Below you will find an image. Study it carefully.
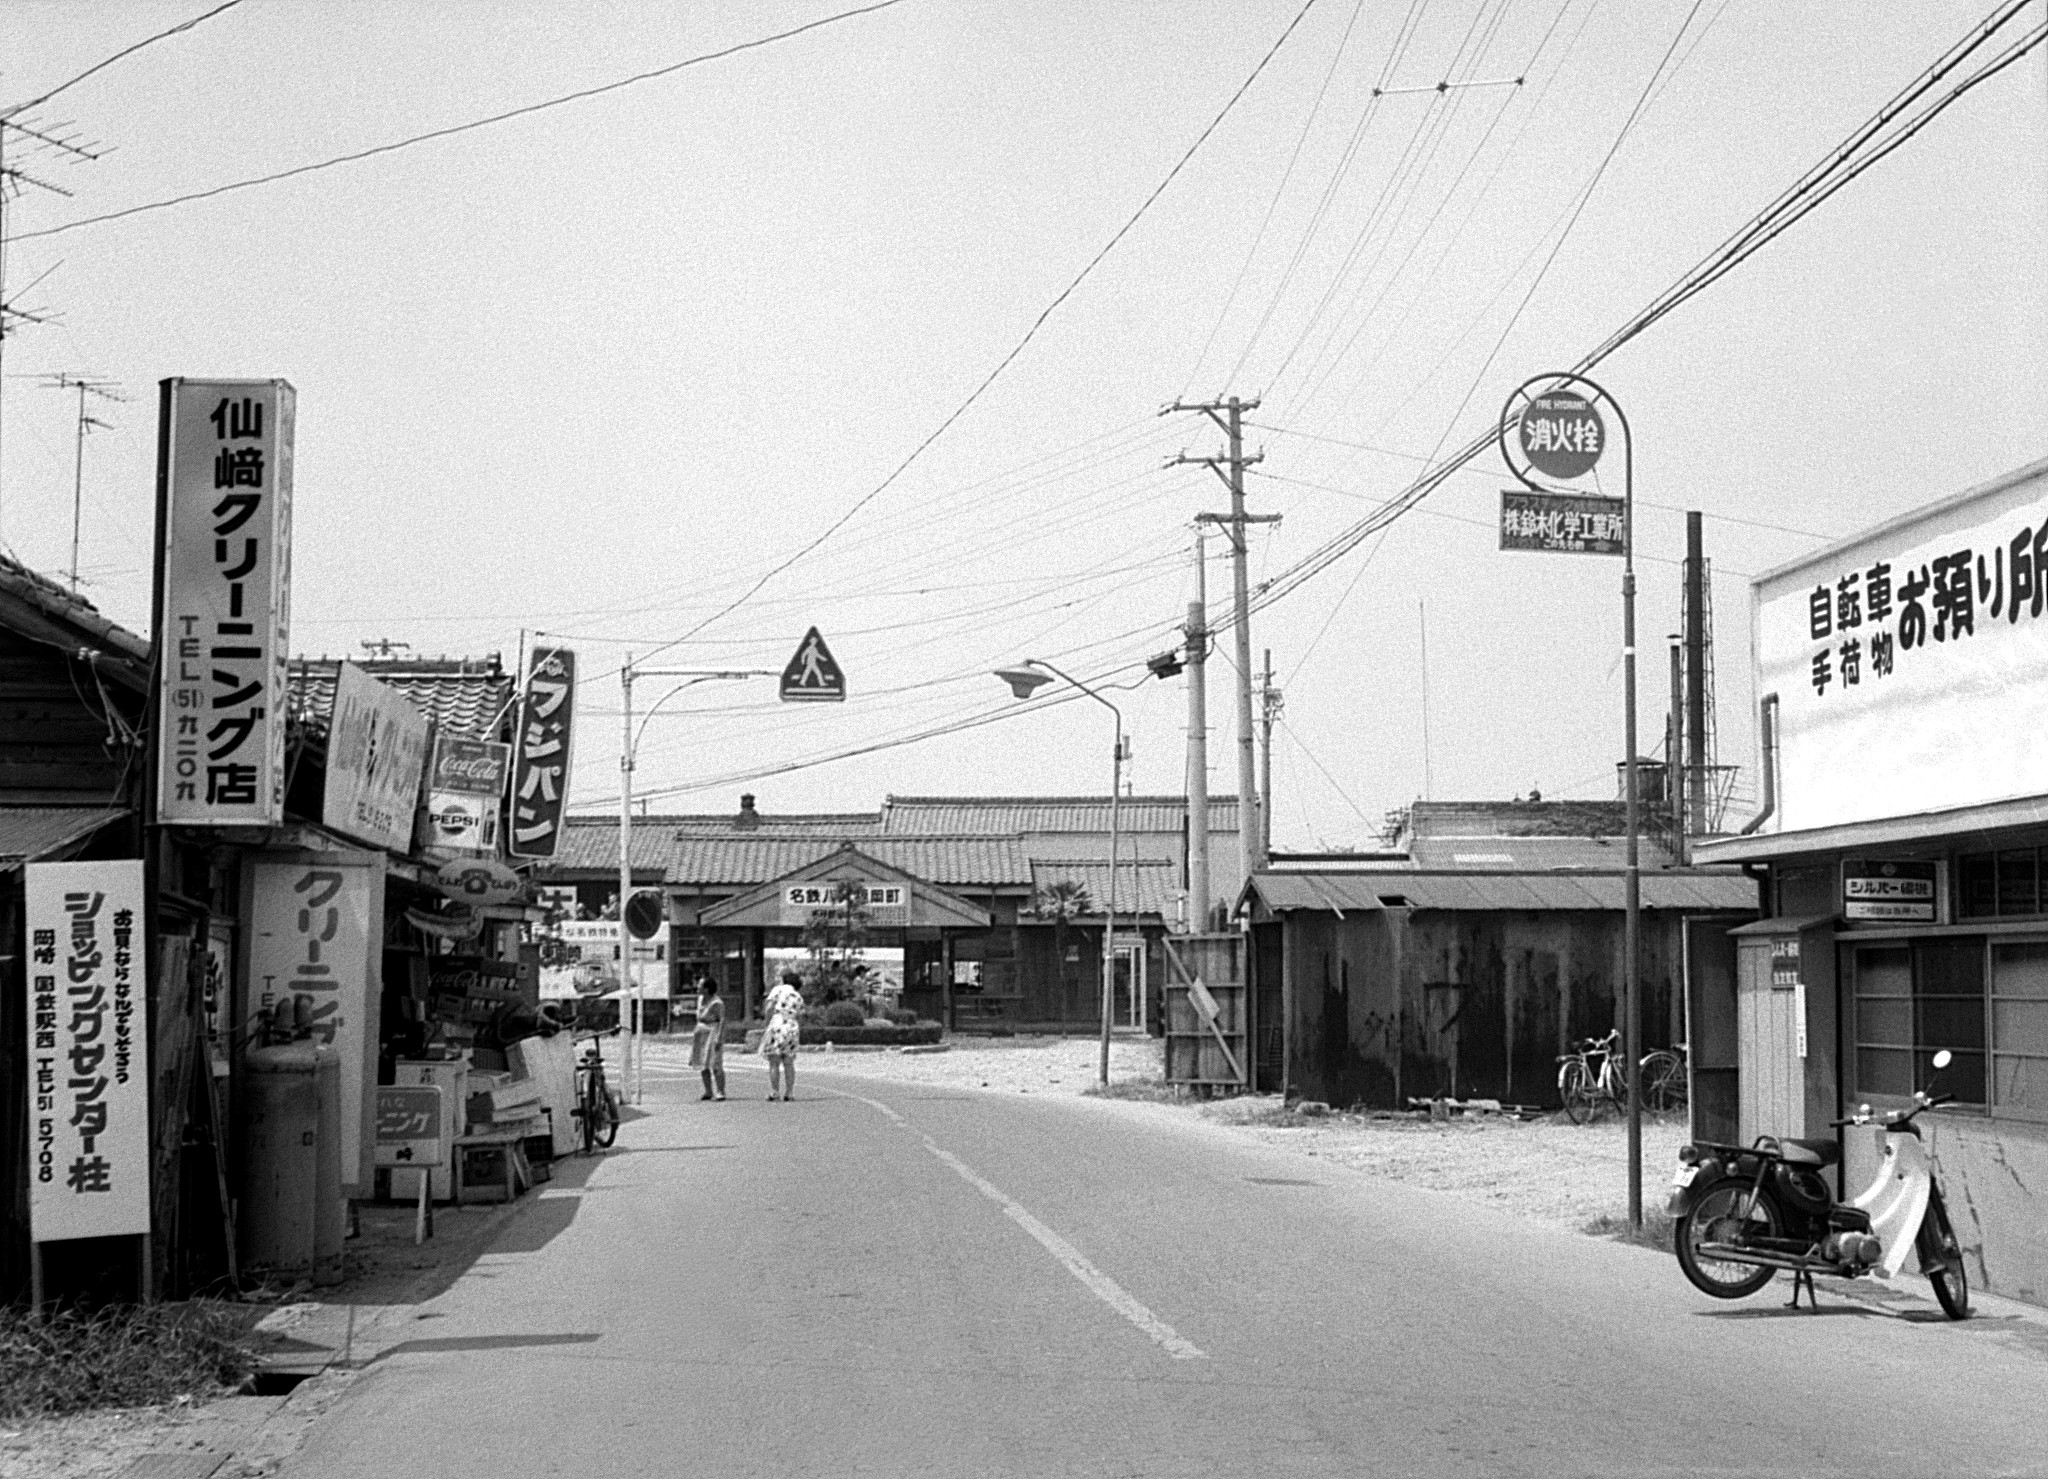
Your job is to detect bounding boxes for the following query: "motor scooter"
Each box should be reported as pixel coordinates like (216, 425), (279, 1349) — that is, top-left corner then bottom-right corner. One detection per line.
(1667, 1049), (1970, 1318)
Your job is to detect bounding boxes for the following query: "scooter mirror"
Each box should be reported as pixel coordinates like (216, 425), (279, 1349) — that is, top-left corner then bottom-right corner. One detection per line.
(1931, 1049), (1953, 1070)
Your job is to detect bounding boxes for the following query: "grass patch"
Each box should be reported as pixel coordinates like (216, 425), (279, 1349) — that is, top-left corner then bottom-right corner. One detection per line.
(1583, 1209), (1674, 1252)
(0, 1301), (263, 1421)
(1083, 1078), (1180, 1103)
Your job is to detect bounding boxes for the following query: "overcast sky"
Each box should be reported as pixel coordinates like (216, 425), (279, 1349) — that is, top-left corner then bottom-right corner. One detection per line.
(4, 1), (2044, 844)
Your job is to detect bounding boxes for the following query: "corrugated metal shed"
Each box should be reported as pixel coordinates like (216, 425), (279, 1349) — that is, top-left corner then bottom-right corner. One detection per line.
(0, 806), (128, 870)
(670, 835), (1030, 888)
(1029, 858), (1181, 918)
(883, 794), (1240, 835)
(288, 658), (515, 742)
(1250, 869), (1757, 914)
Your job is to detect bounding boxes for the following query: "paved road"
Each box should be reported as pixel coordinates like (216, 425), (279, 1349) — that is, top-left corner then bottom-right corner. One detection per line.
(284, 1056), (2048, 1478)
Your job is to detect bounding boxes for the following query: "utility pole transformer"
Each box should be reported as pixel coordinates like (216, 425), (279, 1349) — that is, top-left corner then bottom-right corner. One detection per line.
(1167, 394), (1277, 899)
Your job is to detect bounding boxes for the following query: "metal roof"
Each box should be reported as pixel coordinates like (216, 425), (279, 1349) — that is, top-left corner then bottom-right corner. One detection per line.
(1249, 869), (1758, 914)
(1029, 858), (1180, 919)
(670, 835), (1031, 888)
(0, 806), (129, 871)
(882, 795), (1240, 835)
(1406, 800), (1641, 839)
(287, 658), (515, 743)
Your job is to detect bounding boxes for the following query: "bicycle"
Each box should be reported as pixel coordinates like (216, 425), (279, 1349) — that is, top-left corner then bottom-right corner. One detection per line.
(1558, 1029), (1627, 1124)
(1640, 1040), (1688, 1114)
(572, 1028), (621, 1153)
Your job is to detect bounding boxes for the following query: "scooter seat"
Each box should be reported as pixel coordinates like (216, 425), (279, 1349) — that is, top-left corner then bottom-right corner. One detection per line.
(1779, 1137), (1840, 1168)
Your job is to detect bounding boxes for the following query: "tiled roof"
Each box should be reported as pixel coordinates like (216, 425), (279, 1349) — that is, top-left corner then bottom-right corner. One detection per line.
(288, 657), (515, 743)
(670, 835), (1030, 888)
(1029, 858), (1181, 920)
(0, 555), (151, 690)
(883, 795), (1240, 835)
(0, 806), (129, 870)
(673, 814), (883, 836)
(536, 818), (679, 875)
(1248, 869), (1757, 914)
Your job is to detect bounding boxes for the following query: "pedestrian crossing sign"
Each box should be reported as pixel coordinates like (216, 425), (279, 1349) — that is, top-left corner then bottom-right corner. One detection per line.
(780, 627), (846, 703)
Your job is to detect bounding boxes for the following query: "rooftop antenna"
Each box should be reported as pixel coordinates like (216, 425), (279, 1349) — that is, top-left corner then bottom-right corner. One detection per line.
(2, 113), (106, 543)
(361, 638), (414, 660)
(41, 373), (125, 592)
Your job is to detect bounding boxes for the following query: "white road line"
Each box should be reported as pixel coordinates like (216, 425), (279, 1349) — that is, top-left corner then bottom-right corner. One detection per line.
(921, 1136), (1207, 1361)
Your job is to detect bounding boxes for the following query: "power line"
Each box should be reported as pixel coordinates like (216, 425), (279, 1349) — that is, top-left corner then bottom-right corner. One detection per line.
(1, 0), (243, 120)
(14, 0), (915, 243)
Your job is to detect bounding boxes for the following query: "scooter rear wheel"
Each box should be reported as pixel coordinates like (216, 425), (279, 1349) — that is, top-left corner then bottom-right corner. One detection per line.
(1675, 1182), (1783, 1299)
(1918, 1199), (1970, 1320)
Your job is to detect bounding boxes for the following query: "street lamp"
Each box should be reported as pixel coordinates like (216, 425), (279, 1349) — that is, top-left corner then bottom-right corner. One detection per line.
(618, 660), (775, 1104)
(994, 659), (1124, 1086)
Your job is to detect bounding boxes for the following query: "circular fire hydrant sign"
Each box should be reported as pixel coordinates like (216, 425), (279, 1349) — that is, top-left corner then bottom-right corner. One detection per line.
(1518, 390), (1605, 480)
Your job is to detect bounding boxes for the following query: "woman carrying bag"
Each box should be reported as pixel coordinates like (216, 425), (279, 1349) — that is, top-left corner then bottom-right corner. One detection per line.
(691, 973), (727, 1101)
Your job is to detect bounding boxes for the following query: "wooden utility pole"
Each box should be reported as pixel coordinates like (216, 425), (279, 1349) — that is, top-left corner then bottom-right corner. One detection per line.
(1166, 395), (1277, 896)
(1184, 531), (1210, 932)
(1259, 648), (1282, 860)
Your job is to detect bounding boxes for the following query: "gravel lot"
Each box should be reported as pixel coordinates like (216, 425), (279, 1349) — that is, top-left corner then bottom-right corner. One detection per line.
(668, 1034), (1688, 1233)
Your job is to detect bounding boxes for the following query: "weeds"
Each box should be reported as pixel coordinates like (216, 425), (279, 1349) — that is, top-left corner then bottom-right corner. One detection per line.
(0, 1301), (263, 1421)
(1083, 1078), (1180, 1103)
(1583, 1210), (1674, 1252)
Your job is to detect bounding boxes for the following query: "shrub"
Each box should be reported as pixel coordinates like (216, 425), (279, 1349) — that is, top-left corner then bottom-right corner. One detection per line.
(821, 1000), (867, 1027)
(0, 1301), (262, 1420)
(886, 1008), (919, 1026)
(798, 1022), (944, 1046)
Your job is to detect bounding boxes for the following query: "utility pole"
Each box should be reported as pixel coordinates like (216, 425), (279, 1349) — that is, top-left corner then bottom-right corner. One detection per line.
(1258, 648), (1282, 860)
(1166, 394), (1277, 897)
(1184, 531), (1210, 932)
(41, 374), (124, 592)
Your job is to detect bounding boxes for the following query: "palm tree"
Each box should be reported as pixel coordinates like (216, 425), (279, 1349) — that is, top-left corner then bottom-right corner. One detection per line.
(1027, 881), (1096, 1015)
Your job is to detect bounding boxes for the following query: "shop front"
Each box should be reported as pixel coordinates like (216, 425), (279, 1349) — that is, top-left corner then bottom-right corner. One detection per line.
(1697, 456), (2048, 1307)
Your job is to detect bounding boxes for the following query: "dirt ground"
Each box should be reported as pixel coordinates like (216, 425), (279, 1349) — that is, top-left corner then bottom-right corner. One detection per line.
(732, 1034), (1690, 1232)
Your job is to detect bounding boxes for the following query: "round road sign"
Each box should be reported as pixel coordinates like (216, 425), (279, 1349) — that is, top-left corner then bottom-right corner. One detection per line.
(1518, 391), (1605, 480)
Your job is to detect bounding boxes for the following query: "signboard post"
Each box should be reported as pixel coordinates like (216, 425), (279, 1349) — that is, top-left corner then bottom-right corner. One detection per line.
(24, 860), (151, 1302)
(374, 1085), (446, 1243)
(154, 379), (295, 827)
(510, 646), (577, 859)
(1500, 370), (1643, 1228)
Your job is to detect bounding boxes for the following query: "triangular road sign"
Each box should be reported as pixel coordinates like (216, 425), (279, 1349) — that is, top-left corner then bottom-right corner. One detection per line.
(780, 627), (846, 703)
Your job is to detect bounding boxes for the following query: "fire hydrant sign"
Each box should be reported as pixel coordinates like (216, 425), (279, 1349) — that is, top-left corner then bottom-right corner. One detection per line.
(24, 861), (150, 1243)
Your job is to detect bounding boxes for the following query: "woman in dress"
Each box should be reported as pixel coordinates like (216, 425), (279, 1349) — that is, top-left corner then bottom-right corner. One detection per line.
(760, 970), (804, 1101)
(692, 973), (726, 1101)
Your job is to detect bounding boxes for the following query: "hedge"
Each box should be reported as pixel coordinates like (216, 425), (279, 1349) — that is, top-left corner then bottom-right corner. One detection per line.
(798, 1022), (943, 1047)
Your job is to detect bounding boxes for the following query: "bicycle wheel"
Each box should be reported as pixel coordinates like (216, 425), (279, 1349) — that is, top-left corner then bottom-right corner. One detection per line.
(593, 1075), (620, 1149)
(1642, 1051), (1687, 1114)
(1559, 1060), (1595, 1124)
(1918, 1197), (1970, 1320)
(1675, 1181), (1781, 1299)
(579, 1076), (598, 1154)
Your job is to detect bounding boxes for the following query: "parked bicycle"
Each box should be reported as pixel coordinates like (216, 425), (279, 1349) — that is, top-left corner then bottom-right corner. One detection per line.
(1558, 1032), (1689, 1123)
(572, 1028), (621, 1153)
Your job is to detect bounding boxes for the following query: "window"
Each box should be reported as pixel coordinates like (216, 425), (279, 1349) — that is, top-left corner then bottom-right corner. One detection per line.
(1958, 846), (2047, 919)
(1852, 940), (1985, 1106)
(1852, 936), (2048, 1120)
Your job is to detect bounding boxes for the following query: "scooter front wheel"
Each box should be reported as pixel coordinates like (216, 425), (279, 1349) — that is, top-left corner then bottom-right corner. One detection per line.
(1918, 1198), (1970, 1320)
(1675, 1182), (1782, 1299)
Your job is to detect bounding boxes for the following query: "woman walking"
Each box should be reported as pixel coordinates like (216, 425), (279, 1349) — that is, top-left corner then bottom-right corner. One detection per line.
(761, 970), (804, 1101)
(691, 973), (726, 1101)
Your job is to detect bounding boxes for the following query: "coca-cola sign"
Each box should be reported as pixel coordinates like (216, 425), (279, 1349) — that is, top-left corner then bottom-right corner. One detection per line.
(425, 735), (510, 854)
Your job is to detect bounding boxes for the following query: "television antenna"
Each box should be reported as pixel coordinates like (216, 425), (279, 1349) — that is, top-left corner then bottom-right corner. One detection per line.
(41, 373), (126, 592)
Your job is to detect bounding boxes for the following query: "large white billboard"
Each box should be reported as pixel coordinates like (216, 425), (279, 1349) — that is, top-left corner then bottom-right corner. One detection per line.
(1757, 459), (2048, 835)
(323, 662), (430, 853)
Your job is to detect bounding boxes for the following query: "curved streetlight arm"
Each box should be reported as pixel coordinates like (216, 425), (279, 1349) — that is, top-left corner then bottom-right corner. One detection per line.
(1021, 657), (1124, 728)
(631, 670), (774, 755)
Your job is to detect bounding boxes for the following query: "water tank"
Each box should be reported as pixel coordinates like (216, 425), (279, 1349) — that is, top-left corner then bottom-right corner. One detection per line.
(242, 1044), (321, 1279)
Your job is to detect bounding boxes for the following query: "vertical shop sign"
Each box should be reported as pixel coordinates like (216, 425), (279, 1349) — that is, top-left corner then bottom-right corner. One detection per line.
(155, 379), (295, 826)
(424, 734), (510, 853)
(248, 856), (379, 1194)
(509, 646), (576, 858)
(24, 860), (150, 1243)
(323, 663), (431, 852)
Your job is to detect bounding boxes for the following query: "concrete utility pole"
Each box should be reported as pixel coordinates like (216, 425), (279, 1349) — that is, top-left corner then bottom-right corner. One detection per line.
(1259, 648), (1282, 860)
(1683, 511), (1708, 842)
(1185, 531), (1211, 932)
(1166, 394), (1278, 896)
